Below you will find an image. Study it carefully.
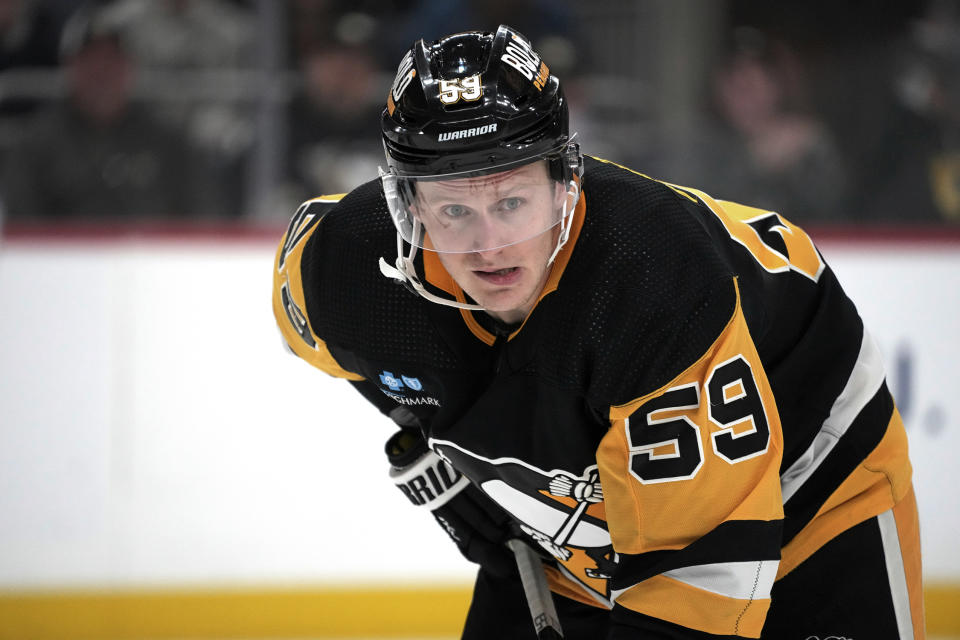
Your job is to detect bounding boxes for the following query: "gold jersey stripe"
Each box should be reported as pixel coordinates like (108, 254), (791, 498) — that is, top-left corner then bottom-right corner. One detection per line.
(893, 487), (926, 640)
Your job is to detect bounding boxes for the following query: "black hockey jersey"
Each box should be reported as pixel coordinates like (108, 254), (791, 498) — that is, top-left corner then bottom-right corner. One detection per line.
(272, 157), (913, 637)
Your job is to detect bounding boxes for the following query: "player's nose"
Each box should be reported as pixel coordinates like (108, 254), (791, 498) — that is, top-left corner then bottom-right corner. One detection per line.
(466, 214), (508, 254)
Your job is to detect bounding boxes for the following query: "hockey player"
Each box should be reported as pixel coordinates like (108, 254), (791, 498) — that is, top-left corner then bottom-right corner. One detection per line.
(272, 25), (924, 639)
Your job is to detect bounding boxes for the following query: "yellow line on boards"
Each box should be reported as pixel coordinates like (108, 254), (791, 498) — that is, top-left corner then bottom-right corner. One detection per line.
(925, 583), (960, 634)
(0, 585), (472, 639)
(0, 584), (957, 638)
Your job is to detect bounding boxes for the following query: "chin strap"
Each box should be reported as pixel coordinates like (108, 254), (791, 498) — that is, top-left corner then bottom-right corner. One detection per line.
(379, 227), (486, 311)
(378, 256), (487, 311)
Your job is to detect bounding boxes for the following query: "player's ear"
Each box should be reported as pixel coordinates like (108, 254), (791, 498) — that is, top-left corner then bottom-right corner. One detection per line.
(408, 199), (423, 222)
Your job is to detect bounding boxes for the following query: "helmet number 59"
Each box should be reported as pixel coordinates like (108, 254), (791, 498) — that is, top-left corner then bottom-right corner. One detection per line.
(438, 75), (483, 104)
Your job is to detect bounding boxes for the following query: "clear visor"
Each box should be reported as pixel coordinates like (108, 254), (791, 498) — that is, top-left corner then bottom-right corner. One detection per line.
(382, 160), (571, 254)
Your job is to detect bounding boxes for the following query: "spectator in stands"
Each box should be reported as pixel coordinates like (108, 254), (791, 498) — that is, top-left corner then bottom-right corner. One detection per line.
(0, 0), (71, 198)
(897, 0), (960, 223)
(97, 0), (259, 214)
(676, 28), (848, 224)
(283, 10), (385, 203)
(100, 0), (256, 150)
(0, 0), (67, 115)
(722, 0), (944, 224)
(810, 21), (943, 225)
(0, 6), (226, 220)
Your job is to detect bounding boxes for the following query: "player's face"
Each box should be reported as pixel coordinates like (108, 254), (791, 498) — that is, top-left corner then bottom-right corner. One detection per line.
(415, 161), (566, 324)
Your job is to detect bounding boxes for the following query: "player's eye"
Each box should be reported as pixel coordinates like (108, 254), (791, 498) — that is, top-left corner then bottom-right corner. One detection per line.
(441, 204), (470, 219)
(499, 197), (524, 212)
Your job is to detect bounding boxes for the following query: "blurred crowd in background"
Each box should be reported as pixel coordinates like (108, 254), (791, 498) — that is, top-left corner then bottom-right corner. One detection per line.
(0, 0), (958, 227)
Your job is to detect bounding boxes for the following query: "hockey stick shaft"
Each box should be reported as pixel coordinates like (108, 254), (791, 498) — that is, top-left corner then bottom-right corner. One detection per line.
(507, 539), (564, 639)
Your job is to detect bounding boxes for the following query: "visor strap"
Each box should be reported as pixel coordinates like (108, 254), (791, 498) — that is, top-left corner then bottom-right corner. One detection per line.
(548, 179), (580, 265)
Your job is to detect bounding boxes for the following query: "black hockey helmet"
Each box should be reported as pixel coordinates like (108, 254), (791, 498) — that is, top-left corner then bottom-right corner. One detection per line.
(381, 24), (579, 180)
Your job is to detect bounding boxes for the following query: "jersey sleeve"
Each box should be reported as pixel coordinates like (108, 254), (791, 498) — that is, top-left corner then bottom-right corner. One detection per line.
(272, 196), (365, 382)
(597, 279), (784, 638)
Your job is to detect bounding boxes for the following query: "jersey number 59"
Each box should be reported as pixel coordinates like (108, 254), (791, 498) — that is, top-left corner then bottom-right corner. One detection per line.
(626, 355), (770, 484)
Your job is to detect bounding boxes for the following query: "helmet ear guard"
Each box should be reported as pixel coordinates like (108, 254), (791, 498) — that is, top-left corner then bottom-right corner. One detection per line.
(551, 140), (583, 184)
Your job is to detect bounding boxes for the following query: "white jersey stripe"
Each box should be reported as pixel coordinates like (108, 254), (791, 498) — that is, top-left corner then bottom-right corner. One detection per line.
(780, 328), (886, 502)
(660, 560), (779, 601)
(878, 509), (916, 639)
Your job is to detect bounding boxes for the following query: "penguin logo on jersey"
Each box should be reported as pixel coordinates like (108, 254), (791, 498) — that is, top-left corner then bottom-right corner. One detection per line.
(516, 470), (605, 565)
(430, 439), (618, 603)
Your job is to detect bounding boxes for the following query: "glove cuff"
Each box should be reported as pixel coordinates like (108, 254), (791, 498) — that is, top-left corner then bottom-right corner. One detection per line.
(385, 428), (428, 467)
(389, 447), (470, 510)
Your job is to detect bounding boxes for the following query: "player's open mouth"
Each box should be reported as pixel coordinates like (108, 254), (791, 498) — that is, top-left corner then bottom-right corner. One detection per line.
(474, 267), (521, 285)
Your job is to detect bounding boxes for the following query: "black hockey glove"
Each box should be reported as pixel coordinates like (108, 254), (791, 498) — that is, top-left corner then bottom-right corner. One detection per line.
(386, 428), (515, 577)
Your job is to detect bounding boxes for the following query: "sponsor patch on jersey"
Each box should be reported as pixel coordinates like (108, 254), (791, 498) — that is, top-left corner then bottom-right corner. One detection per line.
(382, 390), (441, 407)
(379, 370), (423, 391)
(377, 370), (440, 406)
(379, 370), (404, 391)
(401, 375), (423, 391)
(438, 123), (497, 142)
